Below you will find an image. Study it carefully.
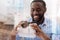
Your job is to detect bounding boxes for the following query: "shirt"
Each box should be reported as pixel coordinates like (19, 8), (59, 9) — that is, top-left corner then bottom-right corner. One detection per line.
(16, 18), (60, 40)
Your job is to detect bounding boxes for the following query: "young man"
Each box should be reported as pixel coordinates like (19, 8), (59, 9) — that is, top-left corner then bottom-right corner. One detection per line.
(10, 0), (60, 40)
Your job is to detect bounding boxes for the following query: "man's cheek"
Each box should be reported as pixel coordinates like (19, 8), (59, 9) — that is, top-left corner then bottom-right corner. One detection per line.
(31, 13), (34, 17)
(39, 14), (44, 18)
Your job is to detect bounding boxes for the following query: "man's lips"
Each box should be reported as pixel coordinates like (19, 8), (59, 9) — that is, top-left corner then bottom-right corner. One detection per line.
(34, 16), (39, 19)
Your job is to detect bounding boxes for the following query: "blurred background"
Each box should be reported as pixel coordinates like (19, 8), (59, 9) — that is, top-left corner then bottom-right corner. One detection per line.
(0, 0), (14, 40)
(0, 0), (60, 40)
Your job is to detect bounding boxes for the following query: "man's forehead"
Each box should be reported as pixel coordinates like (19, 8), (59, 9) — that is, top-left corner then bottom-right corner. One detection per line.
(31, 2), (44, 8)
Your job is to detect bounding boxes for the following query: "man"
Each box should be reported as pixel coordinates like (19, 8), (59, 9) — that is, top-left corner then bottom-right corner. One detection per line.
(10, 0), (60, 40)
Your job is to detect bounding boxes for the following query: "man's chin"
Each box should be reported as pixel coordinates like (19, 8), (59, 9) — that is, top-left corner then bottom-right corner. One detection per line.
(33, 18), (40, 22)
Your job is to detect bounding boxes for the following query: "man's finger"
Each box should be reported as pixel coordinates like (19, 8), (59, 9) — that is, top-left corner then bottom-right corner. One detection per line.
(14, 25), (20, 31)
(14, 21), (22, 31)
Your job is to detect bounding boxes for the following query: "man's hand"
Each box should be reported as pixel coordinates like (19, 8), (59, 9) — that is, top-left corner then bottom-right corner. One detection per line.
(10, 26), (18, 36)
(10, 25), (18, 40)
(30, 23), (51, 40)
(10, 21), (23, 40)
(10, 21), (28, 40)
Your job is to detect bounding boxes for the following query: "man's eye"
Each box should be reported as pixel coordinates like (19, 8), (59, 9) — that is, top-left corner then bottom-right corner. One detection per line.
(31, 9), (34, 11)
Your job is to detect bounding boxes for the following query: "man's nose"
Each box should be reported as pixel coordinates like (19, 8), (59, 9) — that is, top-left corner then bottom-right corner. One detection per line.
(33, 10), (38, 15)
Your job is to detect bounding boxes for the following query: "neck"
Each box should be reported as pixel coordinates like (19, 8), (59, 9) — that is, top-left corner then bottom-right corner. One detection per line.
(39, 17), (44, 24)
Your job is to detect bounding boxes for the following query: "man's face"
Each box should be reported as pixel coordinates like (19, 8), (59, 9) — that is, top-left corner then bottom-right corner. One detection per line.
(31, 2), (46, 21)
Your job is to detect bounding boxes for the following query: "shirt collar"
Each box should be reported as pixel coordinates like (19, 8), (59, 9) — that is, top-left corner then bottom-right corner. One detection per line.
(39, 18), (47, 27)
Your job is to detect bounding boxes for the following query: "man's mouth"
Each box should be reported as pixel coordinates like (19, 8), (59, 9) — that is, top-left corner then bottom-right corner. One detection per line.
(34, 16), (39, 18)
(33, 15), (39, 20)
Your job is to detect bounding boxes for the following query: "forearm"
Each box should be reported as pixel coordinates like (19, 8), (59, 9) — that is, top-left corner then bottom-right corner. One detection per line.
(38, 32), (51, 40)
(41, 34), (50, 40)
(10, 36), (16, 40)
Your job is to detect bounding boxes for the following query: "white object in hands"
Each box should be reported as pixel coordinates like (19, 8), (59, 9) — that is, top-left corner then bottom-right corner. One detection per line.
(17, 25), (36, 38)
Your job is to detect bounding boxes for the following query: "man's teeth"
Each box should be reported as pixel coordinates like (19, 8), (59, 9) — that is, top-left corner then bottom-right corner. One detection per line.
(34, 16), (38, 19)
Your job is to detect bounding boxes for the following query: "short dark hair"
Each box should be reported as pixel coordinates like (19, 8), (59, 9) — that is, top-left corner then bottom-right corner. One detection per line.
(31, 0), (46, 7)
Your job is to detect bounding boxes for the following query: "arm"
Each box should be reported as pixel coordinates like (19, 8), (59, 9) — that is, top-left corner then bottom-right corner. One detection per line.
(10, 21), (28, 40)
(30, 23), (51, 40)
(10, 27), (17, 40)
(37, 31), (51, 40)
(10, 22), (21, 40)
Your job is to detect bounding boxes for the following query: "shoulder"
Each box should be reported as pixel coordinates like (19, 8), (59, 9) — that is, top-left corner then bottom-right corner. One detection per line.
(45, 18), (52, 23)
(43, 18), (52, 26)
